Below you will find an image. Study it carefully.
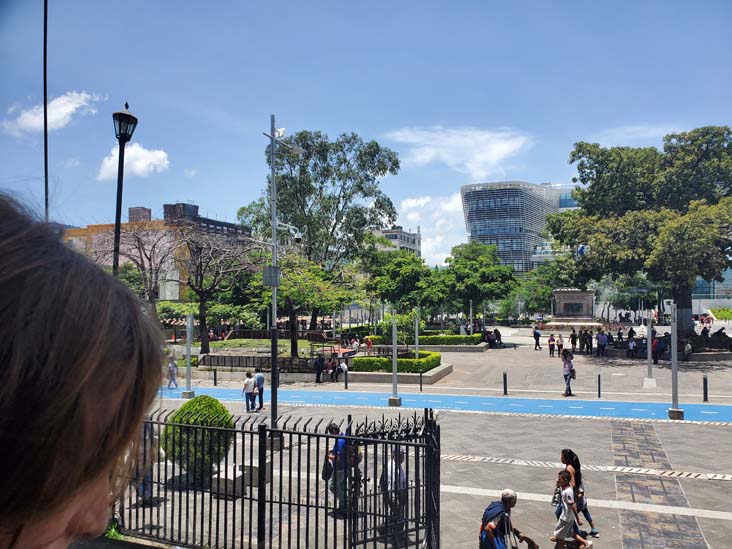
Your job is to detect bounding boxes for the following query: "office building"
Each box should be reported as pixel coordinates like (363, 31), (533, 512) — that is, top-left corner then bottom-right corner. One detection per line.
(460, 181), (576, 273)
(373, 225), (421, 257)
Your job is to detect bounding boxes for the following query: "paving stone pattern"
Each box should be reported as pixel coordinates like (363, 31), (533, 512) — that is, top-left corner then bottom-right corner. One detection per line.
(612, 421), (708, 548)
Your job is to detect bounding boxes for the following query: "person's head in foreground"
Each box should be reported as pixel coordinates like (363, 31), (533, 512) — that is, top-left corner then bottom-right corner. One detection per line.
(0, 196), (163, 548)
(501, 488), (517, 510)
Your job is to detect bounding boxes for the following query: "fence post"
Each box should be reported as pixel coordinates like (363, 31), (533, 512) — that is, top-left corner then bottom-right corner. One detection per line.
(502, 371), (508, 396)
(213, 369), (218, 386)
(597, 373), (601, 399)
(257, 423), (267, 549)
(703, 375), (709, 402)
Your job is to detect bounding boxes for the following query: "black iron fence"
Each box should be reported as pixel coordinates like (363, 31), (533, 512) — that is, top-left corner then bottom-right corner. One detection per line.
(119, 409), (440, 548)
(199, 355), (317, 373)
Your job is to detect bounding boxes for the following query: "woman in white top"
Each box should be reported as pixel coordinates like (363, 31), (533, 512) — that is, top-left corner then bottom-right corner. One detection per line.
(242, 372), (257, 412)
(561, 349), (575, 397)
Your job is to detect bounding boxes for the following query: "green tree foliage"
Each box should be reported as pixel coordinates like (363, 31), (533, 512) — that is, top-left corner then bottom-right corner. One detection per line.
(443, 242), (516, 315)
(372, 251), (433, 309)
(238, 130), (399, 329)
(162, 396), (234, 488)
(548, 126), (732, 334)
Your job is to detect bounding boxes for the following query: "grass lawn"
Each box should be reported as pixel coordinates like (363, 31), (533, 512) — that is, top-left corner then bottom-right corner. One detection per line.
(209, 338), (319, 357)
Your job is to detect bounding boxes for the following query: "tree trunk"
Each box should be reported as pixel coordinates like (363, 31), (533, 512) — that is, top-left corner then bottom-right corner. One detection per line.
(198, 299), (210, 355)
(309, 307), (320, 331)
(289, 307), (299, 358)
(673, 283), (694, 336)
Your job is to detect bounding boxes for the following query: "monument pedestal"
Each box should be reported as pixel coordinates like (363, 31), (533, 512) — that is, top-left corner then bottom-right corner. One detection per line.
(388, 396), (402, 407)
(643, 377), (657, 390)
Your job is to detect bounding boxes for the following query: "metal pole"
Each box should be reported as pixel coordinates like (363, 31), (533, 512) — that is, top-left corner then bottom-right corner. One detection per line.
(111, 139), (126, 277)
(669, 303), (684, 419)
(469, 299), (473, 334)
(503, 371), (508, 396)
(182, 314), (194, 398)
(643, 307), (656, 389)
(597, 373), (601, 399)
(414, 307), (419, 358)
(43, 0), (49, 223)
(703, 375), (709, 402)
(270, 114), (279, 429)
(389, 307), (401, 406)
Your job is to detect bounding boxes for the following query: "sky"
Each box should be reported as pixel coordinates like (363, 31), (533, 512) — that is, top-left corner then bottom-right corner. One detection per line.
(2, 0), (731, 265)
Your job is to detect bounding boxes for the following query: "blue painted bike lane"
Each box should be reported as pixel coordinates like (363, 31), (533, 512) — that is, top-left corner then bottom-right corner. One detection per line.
(160, 387), (732, 423)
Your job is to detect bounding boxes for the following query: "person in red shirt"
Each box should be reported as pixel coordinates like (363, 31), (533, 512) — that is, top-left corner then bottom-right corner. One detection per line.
(651, 337), (659, 364)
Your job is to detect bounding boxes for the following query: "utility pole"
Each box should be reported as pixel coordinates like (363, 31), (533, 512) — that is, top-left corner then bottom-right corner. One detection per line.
(668, 303), (684, 419)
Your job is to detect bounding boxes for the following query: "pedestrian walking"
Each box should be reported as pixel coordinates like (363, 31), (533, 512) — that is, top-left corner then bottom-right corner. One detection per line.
(167, 355), (178, 388)
(627, 338), (637, 358)
(379, 447), (409, 545)
(328, 357), (337, 382)
(548, 334), (556, 357)
(365, 335), (373, 356)
(254, 367), (265, 410)
(533, 326), (542, 350)
(586, 330), (594, 356)
(550, 470), (592, 548)
(570, 329), (578, 353)
(327, 422), (348, 517)
(242, 372), (256, 412)
(617, 327), (624, 342)
(652, 337), (659, 364)
(560, 448), (599, 538)
(561, 349), (575, 397)
(557, 334), (564, 357)
(596, 330), (607, 357)
(479, 488), (538, 549)
(338, 358), (348, 383)
(315, 354), (325, 383)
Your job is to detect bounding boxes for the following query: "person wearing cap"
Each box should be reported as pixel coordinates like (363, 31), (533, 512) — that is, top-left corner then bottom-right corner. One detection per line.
(480, 489), (538, 549)
(379, 446), (408, 545)
(326, 423), (348, 516)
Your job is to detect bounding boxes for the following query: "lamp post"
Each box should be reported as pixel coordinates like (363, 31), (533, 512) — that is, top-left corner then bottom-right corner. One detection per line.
(111, 103), (138, 277)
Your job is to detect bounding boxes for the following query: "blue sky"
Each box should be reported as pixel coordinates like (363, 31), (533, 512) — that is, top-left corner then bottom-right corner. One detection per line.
(2, 0), (731, 264)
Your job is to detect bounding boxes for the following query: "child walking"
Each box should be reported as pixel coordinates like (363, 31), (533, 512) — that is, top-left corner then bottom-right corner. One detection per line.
(551, 470), (592, 548)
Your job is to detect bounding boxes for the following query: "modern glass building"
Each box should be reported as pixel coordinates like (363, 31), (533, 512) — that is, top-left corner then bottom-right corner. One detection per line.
(460, 181), (576, 273)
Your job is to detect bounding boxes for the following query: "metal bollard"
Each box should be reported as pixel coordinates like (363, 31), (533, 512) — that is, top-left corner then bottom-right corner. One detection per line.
(503, 371), (508, 396)
(419, 370), (423, 392)
(597, 373), (601, 399)
(213, 369), (218, 386)
(703, 375), (708, 402)
(344, 369), (348, 390)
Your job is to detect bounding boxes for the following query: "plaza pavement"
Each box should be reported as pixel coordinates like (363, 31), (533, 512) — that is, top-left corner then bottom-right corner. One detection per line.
(154, 326), (732, 547)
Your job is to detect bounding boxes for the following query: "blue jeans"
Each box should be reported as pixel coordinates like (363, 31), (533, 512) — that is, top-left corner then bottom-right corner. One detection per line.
(256, 387), (264, 410)
(564, 373), (572, 394)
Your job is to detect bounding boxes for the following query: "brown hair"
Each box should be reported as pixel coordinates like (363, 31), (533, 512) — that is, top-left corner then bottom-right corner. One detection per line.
(0, 196), (163, 529)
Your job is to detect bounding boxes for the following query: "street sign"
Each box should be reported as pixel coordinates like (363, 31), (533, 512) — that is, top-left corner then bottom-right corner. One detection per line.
(263, 266), (281, 287)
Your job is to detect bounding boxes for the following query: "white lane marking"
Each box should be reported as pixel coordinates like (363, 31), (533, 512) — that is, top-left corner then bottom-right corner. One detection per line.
(632, 408), (649, 411)
(405, 399), (417, 402)
(356, 397), (369, 400)
(700, 411), (719, 415)
(568, 406), (584, 409)
(538, 405), (553, 408)
(509, 404), (524, 407)
(600, 407), (615, 410)
(311, 396), (321, 399)
(427, 400), (441, 403)
(455, 401), (470, 404)
(482, 402), (495, 406)
(334, 397), (345, 400)
(439, 485), (732, 521)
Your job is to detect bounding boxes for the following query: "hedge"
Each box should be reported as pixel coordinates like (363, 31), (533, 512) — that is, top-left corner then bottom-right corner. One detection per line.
(351, 351), (441, 373)
(710, 308), (732, 321)
(367, 334), (482, 345)
(162, 395), (234, 487)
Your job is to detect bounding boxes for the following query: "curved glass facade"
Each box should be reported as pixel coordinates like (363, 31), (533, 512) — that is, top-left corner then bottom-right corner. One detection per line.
(461, 181), (563, 273)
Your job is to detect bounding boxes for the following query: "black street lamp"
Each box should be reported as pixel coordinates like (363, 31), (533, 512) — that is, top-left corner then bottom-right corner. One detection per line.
(111, 102), (138, 277)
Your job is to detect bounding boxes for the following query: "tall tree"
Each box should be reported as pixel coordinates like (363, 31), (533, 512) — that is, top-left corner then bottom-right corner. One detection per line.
(443, 242), (516, 315)
(175, 226), (260, 354)
(548, 126), (732, 334)
(372, 251), (433, 310)
(93, 221), (178, 312)
(238, 130), (400, 328)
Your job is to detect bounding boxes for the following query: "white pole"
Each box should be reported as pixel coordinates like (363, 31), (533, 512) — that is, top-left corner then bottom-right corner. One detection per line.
(669, 303), (684, 419)
(644, 307), (656, 389)
(415, 307), (419, 358)
(389, 307), (401, 406)
(183, 314), (194, 398)
(469, 299), (473, 334)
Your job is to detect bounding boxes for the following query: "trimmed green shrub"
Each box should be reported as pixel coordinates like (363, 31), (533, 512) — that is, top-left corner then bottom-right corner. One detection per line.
(710, 308), (732, 321)
(367, 334), (482, 345)
(176, 356), (199, 369)
(352, 351), (441, 373)
(162, 395), (234, 487)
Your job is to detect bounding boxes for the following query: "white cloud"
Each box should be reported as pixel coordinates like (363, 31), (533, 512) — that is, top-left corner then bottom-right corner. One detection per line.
(97, 142), (170, 181)
(63, 157), (80, 168)
(385, 126), (533, 180)
(398, 192), (467, 266)
(591, 124), (679, 146)
(2, 91), (102, 136)
(184, 168), (198, 177)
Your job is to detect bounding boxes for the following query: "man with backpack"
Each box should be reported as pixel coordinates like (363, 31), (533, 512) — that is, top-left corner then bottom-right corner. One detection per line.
(479, 489), (538, 549)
